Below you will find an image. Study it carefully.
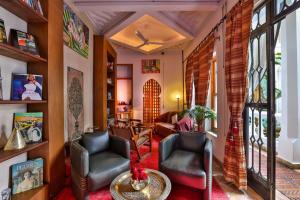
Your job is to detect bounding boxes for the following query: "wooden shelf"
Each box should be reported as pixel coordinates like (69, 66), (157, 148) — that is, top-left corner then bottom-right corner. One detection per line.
(0, 100), (47, 104)
(0, 0), (47, 23)
(0, 43), (47, 63)
(12, 184), (48, 200)
(117, 77), (132, 80)
(0, 141), (48, 163)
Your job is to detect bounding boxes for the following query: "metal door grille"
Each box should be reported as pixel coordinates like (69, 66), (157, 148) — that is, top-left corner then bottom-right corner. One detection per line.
(143, 79), (161, 123)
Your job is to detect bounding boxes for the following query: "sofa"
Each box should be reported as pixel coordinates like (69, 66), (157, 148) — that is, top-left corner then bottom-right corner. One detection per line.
(159, 132), (212, 200)
(70, 131), (130, 200)
(154, 111), (193, 137)
(154, 112), (178, 137)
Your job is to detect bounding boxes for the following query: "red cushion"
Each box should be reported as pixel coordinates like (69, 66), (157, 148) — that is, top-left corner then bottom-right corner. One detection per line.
(175, 116), (193, 132)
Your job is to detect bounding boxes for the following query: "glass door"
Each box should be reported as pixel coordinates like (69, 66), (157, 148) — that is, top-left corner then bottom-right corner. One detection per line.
(244, 1), (300, 199)
(244, 2), (274, 199)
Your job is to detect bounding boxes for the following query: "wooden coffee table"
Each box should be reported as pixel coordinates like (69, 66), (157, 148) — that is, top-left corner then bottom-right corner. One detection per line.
(110, 169), (171, 200)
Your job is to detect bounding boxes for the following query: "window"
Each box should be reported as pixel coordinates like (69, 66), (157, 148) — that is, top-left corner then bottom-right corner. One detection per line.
(210, 58), (218, 130)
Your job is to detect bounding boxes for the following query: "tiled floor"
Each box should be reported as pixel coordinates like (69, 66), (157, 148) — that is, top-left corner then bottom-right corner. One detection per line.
(213, 159), (297, 200)
(213, 160), (263, 200)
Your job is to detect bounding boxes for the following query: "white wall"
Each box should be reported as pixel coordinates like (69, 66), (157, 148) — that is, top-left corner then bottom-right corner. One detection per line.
(116, 48), (183, 121)
(63, 0), (95, 141)
(0, 7), (28, 193)
(184, 0), (239, 163)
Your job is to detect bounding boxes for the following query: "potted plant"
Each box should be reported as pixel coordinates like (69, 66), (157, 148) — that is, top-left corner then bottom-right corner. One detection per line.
(191, 105), (216, 132)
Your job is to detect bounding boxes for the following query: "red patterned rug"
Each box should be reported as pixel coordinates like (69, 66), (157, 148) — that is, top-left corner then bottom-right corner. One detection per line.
(56, 135), (228, 200)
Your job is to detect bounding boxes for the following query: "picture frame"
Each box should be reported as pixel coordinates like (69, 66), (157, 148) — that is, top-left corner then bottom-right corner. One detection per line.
(141, 59), (160, 74)
(11, 158), (43, 195)
(10, 29), (39, 56)
(14, 112), (43, 144)
(11, 74), (43, 101)
(0, 19), (7, 44)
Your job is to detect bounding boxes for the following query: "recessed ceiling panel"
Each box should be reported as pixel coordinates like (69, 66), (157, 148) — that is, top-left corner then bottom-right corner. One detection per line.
(110, 14), (186, 52)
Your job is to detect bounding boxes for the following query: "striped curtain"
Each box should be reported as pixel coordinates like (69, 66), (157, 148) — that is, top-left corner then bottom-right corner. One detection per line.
(194, 35), (215, 105)
(185, 52), (194, 108)
(223, 0), (253, 190)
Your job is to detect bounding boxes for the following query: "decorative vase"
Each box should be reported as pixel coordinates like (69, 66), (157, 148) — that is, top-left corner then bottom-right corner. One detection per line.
(130, 178), (150, 191)
(197, 120), (205, 133)
(4, 128), (26, 151)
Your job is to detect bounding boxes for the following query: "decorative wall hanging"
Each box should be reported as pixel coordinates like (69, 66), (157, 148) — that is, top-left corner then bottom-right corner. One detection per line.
(63, 3), (89, 58)
(67, 67), (84, 141)
(143, 79), (161, 123)
(142, 59), (160, 73)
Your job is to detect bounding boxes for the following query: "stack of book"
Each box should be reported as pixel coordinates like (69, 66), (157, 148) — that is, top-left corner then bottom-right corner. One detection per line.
(21, 0), (44, 15)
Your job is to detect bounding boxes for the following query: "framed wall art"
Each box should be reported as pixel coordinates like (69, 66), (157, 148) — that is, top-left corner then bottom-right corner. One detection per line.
(63, 3), (89, 58)
(141, 59), (160, 74)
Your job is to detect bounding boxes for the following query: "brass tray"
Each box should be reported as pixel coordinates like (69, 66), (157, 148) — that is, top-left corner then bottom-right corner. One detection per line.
(110, 169), (171, 200)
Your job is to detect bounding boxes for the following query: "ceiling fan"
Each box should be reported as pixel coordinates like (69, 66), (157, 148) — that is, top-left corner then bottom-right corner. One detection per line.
(135, 30), (164, 48)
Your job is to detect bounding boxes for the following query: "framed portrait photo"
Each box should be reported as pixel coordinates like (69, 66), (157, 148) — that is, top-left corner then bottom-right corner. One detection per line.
(11, 74), (43, 101)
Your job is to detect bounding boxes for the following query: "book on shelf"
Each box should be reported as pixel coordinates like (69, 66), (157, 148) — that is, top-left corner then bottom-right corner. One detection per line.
(11, 74), (43, 101)
(14, 112), (43, 144)
(11, 158), (44, 195)
(10, 29), (40, 56)
(0, 19), (7, 44)
(21, 0), (44, 15)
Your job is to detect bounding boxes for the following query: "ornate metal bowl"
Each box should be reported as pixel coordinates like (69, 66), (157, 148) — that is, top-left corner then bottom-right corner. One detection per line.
(130, 177), (150, 191)
(110, 169), (171, 200)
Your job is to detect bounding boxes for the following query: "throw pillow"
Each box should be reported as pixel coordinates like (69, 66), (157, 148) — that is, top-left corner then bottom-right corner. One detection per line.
(175, 116), (193, 132)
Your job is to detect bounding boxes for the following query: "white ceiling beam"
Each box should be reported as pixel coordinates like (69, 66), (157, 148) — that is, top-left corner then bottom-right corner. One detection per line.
(74, 1), (219, 12)
(147, 11), (194, 39)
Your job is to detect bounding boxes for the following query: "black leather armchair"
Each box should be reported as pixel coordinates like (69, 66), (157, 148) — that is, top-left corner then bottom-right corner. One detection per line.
(70, 131), (130, 200)
(159, 132), (212, 200)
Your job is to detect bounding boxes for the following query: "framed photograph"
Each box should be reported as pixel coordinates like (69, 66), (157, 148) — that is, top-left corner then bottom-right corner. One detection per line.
(10, 29), (39, 55)
(0, 19), (7, 44)
(1, 188), (11, 200)
(14, 112), (43, 144)
(63, 3), (89, 58)
(11, 158), (43, 195)
(11, 74), (43, 101)
(142, 59), (160, 73)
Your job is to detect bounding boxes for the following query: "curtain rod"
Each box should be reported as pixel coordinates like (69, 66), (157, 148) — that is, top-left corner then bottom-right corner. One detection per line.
(183, 0), (244, 63)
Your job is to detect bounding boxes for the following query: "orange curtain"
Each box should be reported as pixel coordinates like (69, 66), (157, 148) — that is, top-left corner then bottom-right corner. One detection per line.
(223, 0), (253, 190)
(194, 35), (215, 105)
(185, 52), (195, 108)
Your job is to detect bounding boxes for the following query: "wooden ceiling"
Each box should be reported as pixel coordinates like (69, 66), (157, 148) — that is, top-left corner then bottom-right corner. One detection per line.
(74, 0), (221, 53)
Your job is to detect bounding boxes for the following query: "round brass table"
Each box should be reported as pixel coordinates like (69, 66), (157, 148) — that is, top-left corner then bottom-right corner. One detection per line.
(110, 169), (171, 200)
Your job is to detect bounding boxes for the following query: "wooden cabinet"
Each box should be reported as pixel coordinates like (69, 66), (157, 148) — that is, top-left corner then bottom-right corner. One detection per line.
(0, 0), (65, 199)
(94, 36), (117, 131)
